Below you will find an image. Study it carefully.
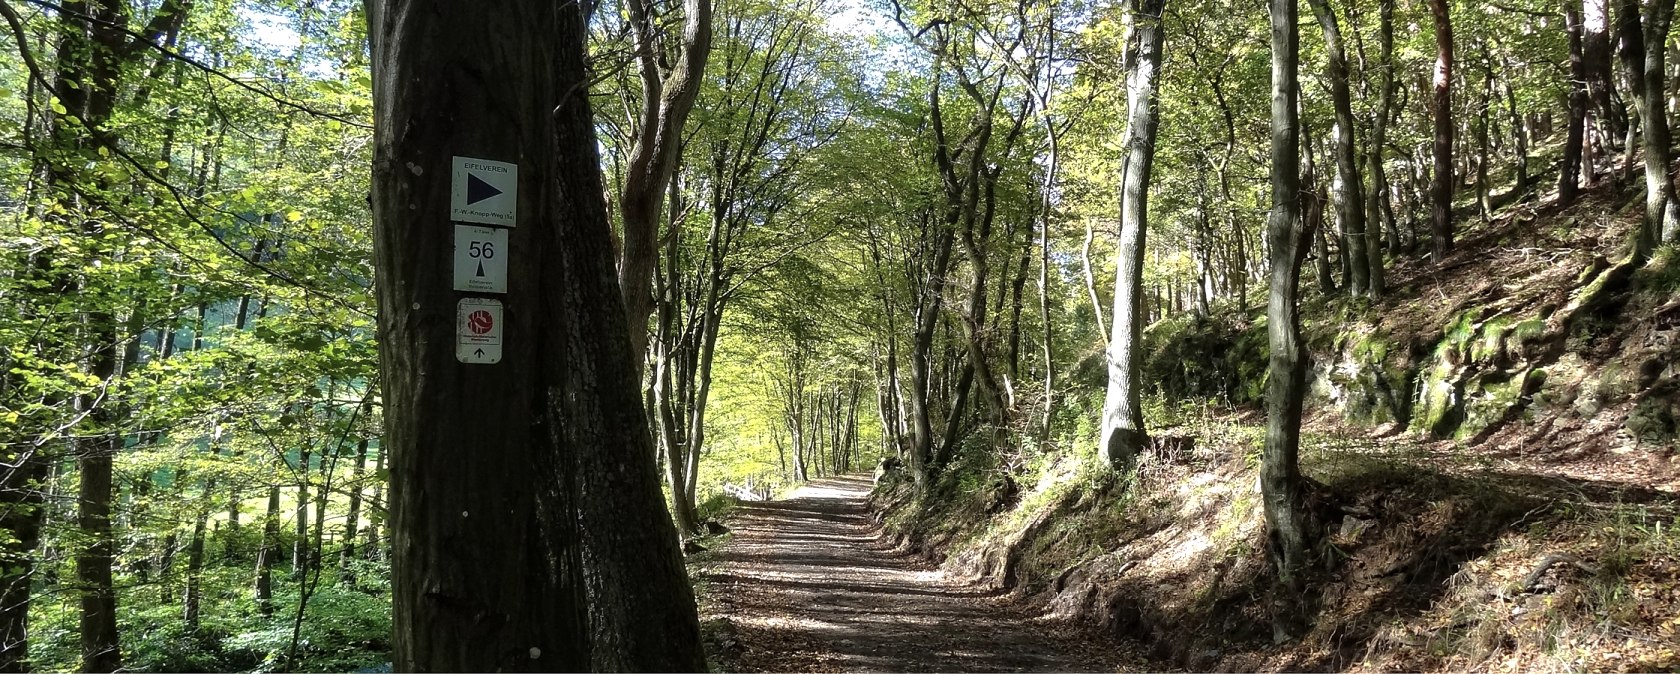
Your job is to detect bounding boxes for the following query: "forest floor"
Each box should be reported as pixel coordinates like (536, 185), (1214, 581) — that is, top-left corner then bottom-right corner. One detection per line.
(694, 476), (1148, 672)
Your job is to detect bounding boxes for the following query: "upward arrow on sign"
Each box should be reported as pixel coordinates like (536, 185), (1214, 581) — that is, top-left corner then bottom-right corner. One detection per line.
(466, 173), (504, 205)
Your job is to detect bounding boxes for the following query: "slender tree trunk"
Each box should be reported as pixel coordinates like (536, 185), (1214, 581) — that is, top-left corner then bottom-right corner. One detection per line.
(1628, 0), (1680, 255)
(339, 437), (368, 582)
(1101, 0), (1167, 471)
(618, 0), (714, 374)
(1367, 0), (1397, 282)
(1309, 0), (1370, 296)
(1504, 70), (1530, 194)
(363, 446), (385, 561)
(1428, 0), (1456, 261)
(255, 485), (280, 617)
(1264, 0), (1313, 636)
(1563, 1), (1590, 205)
(293, 448), (309, 577)
(1476, 57), (1494, 221)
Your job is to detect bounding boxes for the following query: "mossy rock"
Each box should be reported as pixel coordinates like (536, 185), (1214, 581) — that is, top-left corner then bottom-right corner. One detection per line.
(1456, 368), (1537, 441)
(1415, 370), (1466, 438)
(1626, 380), (1680, 443)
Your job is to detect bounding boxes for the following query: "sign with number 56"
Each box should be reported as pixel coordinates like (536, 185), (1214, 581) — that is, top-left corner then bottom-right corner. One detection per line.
(453, 225), (509, 294)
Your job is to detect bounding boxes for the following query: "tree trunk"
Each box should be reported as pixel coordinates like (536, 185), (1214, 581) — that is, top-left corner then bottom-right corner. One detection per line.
(339, 437), (369, 583)
(618, 0), (714, 374)
(1100, 0), (1166, 471)
(1563, 1), (1590, 204)
(1428, 0), (1456, 261)
(1264, 0), (1313, 637)
(293, 448), (309, 577)
(367, 0), (705, 667)
(1628, 0), (1680, 255)
(1308, 0), (1370, 296)
(369, 0), (588, 669)
(363, 445), (386, 561)
(1367, 0), (1397, 281)
(0, 451), (46, 671)
(256, 485), (280, 617)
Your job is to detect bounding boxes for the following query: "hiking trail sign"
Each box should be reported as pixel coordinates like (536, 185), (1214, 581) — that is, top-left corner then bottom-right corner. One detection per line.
(452, 225), (508, 293)
(450, 156), (517, 226)
(456, 297), (503, 364)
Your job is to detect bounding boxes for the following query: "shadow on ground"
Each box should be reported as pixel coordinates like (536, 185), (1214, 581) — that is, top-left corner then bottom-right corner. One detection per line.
(699, 476), (1140, 673)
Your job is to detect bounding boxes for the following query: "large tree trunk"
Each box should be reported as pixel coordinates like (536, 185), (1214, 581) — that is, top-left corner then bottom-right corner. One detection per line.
(368, 0), (589, 669)
(1100, 0), (1166, 471)
(1264, 0), (1313, 637)
(1428, 0), (1456, 261)
(1308, 0), (1370, 296)
(366, 0), (704, 668)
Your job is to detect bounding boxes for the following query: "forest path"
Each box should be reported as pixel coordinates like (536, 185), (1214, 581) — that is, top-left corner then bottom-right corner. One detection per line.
(700, 475), (1136, 673)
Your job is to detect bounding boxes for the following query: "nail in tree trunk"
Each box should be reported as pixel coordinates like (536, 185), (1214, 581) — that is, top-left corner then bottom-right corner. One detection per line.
(1264, 0), (1313, 637)
(1100, 0), (1166, 471)
(1428, 0), (1456, 261)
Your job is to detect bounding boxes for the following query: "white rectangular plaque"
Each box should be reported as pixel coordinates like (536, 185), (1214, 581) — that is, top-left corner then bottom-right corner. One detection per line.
(453, 225), (508, 293)
(456, 297), (503, 364)
(450, 156), (517, 226)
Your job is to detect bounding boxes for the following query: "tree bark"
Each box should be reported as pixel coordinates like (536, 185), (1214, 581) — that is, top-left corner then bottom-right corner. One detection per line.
(367, 0), (705, 667)
(368, 0), (588, 669)
(1626, 0), (1680, 255)
(339, 437), (369, 582)
(256, 485), (280, 617)
(1100, 0), (1166, 471)
(1563, 1), (1590, 204)
(618, 0), (714, 374)
(1308, 0), (1370, 296)
(1366, 0), (1397, 283)
(1264, 0), (1313, 637)
(1428, 0), (1456, 261)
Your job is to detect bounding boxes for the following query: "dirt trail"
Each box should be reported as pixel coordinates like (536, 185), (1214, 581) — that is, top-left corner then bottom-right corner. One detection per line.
(700, 476), (1135, 673)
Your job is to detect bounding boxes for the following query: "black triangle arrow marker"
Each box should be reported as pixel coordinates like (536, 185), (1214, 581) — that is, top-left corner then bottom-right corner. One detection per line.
(476, 261), (485, 277)
(474, 348), (485, 358)
(466, 173), (503, 205)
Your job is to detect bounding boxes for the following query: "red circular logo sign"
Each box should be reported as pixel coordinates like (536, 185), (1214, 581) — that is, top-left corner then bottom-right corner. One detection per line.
(467, 310), (494, 335)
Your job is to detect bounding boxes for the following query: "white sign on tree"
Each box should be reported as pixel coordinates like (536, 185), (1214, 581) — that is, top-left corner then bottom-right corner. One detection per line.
(453, 225), (508, 293)
(456, 297), (503, 364)
(450, 156), (518, 226)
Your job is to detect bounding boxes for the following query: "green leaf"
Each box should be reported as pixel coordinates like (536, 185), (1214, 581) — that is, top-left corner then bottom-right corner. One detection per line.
(286, 211), (304, 222)
(49, 98), (67, 115)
